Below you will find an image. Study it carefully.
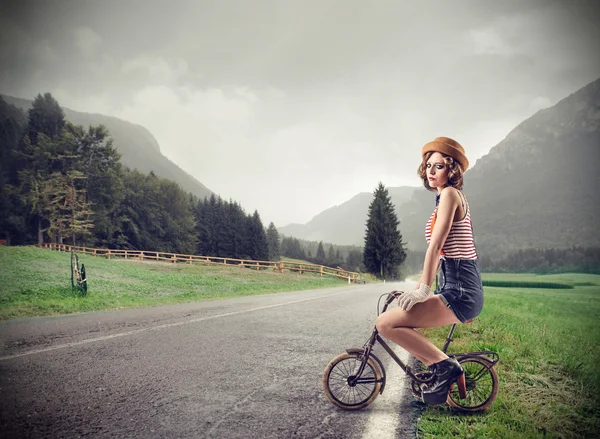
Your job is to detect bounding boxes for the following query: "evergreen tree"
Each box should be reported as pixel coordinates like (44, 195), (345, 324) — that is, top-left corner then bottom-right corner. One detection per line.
(266, 222), (281, 261)
(156, 178), (196, 254)
(27, 93), (65, 145)
(70, 123), (124, 247)
(17, 133), (69, 244)
(115, 169), (163, 250)
(15, 93), (70, 244)
(327, 244), (335, 266)
(245, 210), (269, 260)
(280, 236), (306, 260)
(316, 241), (326, 264)
(43, 171), (94, 245)
(363, 182), (406, 279)
(0, 98), (27, 244)
(346, 248), (364, 272)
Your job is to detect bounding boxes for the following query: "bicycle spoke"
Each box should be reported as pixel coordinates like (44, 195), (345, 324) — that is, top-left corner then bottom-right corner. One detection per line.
(327, 355), (379, 406)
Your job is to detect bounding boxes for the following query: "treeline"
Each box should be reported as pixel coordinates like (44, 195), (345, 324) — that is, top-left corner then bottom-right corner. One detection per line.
(0, 93), (278, 261)
(479, 246), (600, 274)
(280, 236), (366, 272)
(401, 247), (600, 276)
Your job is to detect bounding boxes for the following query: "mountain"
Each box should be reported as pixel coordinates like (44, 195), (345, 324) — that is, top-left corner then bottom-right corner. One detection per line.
(463, 77), (600, 254)
(281, 77), (600, 254)
(0, 94), (213, 201)
(279, 187), (417, 245)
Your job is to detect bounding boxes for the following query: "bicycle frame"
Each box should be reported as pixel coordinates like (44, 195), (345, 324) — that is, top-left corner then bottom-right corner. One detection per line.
(349, 291), (499, 391)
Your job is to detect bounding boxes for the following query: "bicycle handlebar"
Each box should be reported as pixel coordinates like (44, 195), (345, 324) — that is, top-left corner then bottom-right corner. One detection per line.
(378, 290), (405, 315)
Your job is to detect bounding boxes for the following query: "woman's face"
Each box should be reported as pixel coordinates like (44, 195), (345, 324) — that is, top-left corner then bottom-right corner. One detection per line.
(426, 152), (449, 192)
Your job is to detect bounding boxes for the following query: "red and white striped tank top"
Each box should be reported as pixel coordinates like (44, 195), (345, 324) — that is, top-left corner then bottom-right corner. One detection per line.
(425, 193), (477, 260)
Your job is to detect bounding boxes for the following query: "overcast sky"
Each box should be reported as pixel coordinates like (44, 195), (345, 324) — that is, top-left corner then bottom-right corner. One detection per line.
(1, 0), (599, 227)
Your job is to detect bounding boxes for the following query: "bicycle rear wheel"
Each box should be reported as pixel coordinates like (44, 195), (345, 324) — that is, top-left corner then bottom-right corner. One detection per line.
(79, 263), (87, 295)
(446, 356), (499, 412)
(322, 352), (383, 410)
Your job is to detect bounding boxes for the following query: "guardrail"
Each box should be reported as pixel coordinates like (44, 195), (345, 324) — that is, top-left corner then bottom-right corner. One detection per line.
(40, 243), (363, 282)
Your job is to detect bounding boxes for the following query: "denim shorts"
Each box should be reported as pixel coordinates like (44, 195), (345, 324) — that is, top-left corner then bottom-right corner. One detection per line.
(434, 258), (484, 323)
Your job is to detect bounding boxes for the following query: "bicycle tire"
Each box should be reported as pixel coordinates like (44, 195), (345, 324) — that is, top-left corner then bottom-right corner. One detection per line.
(446, 356), (499, 412)
(322, 352), (383, 410)
(79, 263), (87, 295)
(70, 251), (76, 288)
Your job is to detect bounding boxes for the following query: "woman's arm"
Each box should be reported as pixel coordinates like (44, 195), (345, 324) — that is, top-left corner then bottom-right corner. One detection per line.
(419, 188), (460, 287)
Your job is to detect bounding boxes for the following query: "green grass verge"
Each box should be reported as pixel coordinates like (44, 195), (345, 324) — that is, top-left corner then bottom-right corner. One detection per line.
(481, 280), (574, 289)
(0, 246), (347, 319)
(418, 273), (600, 438)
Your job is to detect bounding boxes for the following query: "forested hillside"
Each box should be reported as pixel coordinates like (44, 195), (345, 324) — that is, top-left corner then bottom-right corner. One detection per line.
(0, 93), (270, 262)
(1, 94), (212, 201)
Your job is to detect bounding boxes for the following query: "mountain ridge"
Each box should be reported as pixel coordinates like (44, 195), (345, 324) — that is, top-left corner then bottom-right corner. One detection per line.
(280, 77), (600, 253)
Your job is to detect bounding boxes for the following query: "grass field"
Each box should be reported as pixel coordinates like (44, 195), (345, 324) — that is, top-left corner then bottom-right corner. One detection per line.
(0, 246), (347, 319)
(3, 247), (599, 436)
(418, 272), (600, 438)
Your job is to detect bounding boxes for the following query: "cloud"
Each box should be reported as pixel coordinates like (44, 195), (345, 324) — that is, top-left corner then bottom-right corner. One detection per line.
(468, 27), (516, 57)
(121, 56), (190, 86)
(0, 17), (57, 93)
(4, 1), (597, 227)
(73, 27), (102, 58)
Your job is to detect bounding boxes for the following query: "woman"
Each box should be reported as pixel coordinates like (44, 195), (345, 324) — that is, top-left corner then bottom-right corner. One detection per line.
(375, 136), (484, 405)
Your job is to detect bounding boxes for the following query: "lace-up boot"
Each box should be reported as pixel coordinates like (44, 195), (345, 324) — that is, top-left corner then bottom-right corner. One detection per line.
(421, 357), (464, 405)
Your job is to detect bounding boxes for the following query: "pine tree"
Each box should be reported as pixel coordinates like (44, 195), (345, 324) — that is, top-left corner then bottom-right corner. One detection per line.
(363, 182), (406, 279)
(327, 244), (335, 266)
(0, 98), (27, 244)
(70, 123), (124, 247)
(346, 249), (363, 272)
(43, 171), (94, 245)
(316, 241), (326, 264)
(266, 222), (281, 261)
(27, 93), (65, 145)
(245, 210), (269, 260)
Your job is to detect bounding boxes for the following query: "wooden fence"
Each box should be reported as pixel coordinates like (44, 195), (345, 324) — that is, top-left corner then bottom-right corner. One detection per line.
(40, 243), (363, 282)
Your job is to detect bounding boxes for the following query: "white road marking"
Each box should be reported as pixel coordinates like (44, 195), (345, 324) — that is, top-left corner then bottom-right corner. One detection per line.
(0, 289), (354, 361)
(361, 344), (411, 439)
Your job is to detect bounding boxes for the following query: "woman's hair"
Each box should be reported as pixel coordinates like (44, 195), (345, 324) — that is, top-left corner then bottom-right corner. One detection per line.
(417, 151), (464, 191)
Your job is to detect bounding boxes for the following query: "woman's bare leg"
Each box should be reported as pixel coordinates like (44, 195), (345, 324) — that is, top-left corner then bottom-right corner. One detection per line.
(375, 296), (460, 366)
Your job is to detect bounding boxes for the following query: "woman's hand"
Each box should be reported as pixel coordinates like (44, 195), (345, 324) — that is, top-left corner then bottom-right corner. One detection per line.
(397, 284), (433, 311)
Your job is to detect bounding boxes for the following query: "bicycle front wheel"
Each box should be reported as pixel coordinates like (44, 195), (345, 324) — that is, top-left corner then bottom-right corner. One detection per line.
(322, 351), (383, 410)
(446, 356), (499, 412)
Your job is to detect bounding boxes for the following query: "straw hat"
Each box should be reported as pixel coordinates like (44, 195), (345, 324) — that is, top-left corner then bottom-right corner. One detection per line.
(422, 137), (469, 171)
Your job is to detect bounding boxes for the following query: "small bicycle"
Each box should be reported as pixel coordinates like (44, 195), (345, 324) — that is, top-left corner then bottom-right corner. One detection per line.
(322, 290), (499, 412)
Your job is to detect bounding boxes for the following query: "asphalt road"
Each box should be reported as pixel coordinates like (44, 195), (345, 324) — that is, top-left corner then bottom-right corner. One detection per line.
(0, 281), (423, 438)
